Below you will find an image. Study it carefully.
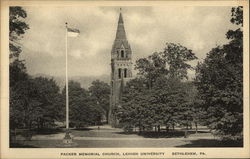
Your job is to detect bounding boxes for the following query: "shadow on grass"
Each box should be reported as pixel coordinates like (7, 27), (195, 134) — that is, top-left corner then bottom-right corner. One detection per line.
(33, 127), (93, 135)
(116, 130), (183, 138)
(176, 139), (243, 147)
(10, 143), (39, 148)
(116, 130), (209, 138)
(33, 128), (64, 135)
(32, 127), (94, 135)
(72, 127), (93, 131)
(186, 130), (209, 134)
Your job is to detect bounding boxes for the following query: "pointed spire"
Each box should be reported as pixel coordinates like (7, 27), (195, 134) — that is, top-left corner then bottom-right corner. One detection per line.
(118, 8), (124, 24)
(115, 8), (126, 40)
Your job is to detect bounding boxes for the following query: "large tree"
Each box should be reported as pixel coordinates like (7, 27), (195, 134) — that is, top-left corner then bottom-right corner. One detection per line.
(117, 43), (197, 132)
(195, 6), (243, 140)
(9, 7), (29, 60)
(117, 77), (152, 132)
(10, 76), (63, 130)
(31, 77), (63, 129)
(162, 43), (197, 80)
(62, 81), (103, 128)
(9, 7), (65, 131)
(10, 79), (36, 129)
(9, 7), (30, 130)
(9, 6), (29, 87)
(135, 52), (167, 89)
(89, 80), (110, 123)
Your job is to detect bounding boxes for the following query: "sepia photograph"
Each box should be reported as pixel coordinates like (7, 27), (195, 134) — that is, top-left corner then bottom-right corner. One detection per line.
(0, 0), (249, 158)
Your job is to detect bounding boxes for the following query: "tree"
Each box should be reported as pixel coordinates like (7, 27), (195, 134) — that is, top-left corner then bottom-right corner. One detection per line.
(9, 7), (29, 60)
(117, 77), (153, 132)
(195, 6), (243, 140)
(135, 43), (197, 89)
(9, 6), (29, 96)
(118, 43), (197, 133)
(135, 52), (167, 89)
(62, 81), (103, 128)
(153, 77), (196, 131)
(9, 7), (30, 130)
(162, 43), (198, 80)
(10, 76), (63, 130)
(10, 78), (35, 129)
(31, 77), (63, 129)
(89, 80), (110, 123)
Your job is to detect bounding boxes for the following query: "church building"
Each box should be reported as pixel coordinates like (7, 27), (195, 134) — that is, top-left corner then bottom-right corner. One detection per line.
(109, 10), (133, 126)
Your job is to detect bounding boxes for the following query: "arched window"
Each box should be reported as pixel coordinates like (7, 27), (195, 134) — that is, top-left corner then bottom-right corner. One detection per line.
(124, 68), (127, 78)
(121, 50), (124, 58)
(118, 68), (122, 79)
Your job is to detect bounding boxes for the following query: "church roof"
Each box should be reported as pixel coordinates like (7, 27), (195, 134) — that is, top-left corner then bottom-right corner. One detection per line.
(111, 10), (132, 55)
(115, 12), (127, 40)
(118, 12), (124, 24)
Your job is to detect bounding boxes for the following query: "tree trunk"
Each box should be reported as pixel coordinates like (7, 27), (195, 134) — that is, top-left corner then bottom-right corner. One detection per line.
(195, 122), (198, 133)
(29, 120), (32, 130)
(166, 125), (169, 132)
(41, 120), (44, 129)
(106, 111), (109, 124)
(186, 118), (189, 130)
(158, 125), (161, 132)
(185, 119), (189, 138)
(184, 130), (188, 138)
(139, 123), (142, 134)
(37, 118), (39, 129)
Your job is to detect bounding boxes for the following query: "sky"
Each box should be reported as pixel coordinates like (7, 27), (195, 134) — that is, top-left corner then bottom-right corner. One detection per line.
(20, 6), (237, 79)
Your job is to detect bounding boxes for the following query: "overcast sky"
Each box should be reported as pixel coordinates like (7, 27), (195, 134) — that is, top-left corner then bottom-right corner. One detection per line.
(20, 6), (237, 79)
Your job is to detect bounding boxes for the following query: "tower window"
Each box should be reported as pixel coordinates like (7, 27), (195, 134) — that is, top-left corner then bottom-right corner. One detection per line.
(118, 68), (122, 79)
(117, 50), (119, 58)
(121, 50), (124, 58)
(124, 68), (127, 78)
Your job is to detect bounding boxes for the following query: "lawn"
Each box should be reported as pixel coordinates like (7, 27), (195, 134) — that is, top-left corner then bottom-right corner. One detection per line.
(10, 125), (243, 148)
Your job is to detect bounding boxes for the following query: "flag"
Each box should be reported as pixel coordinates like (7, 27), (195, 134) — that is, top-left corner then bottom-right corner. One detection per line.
(67, 27), (80, 37)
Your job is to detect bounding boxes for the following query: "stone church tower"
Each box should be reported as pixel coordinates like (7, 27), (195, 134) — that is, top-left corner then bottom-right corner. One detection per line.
(109, 10), (133, 126)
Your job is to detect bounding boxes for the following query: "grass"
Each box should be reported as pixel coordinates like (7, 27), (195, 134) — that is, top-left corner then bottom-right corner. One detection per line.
(10, 126), (243, 148)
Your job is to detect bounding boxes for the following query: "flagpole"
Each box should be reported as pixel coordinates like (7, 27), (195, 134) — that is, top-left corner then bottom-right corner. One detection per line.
(65, 22), (69, 130)
(61, 22), (77, 146)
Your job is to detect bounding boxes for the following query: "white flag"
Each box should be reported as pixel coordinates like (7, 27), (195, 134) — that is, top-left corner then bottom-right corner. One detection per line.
(67, 27), (80, 37)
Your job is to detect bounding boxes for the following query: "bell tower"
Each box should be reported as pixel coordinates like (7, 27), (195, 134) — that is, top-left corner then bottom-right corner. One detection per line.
(109, 9), (133, 126)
